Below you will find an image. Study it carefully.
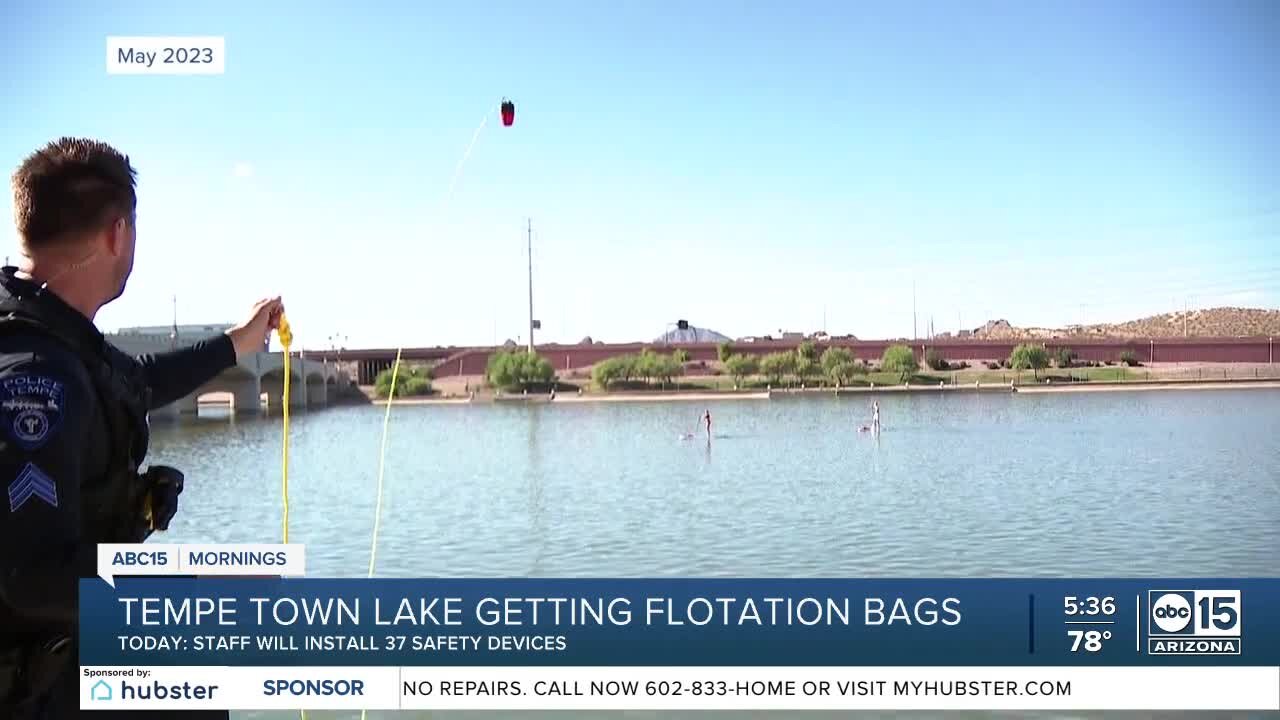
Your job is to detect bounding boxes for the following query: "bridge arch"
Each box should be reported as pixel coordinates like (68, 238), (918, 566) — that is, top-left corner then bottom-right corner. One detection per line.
(260, 366), (304, 384)
(197, 365), (263, 413)
(260, 364), (306, 410)
(145, 350), (340, 416)
(305, 369), (328, 405)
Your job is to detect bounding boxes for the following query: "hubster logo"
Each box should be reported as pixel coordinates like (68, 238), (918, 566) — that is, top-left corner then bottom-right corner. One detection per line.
(89, 679), (114, 702)
(1147, 589), (1241, 655)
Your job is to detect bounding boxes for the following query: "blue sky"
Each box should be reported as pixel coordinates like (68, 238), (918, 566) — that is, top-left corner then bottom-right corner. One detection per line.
(2, 0), (1277, 349)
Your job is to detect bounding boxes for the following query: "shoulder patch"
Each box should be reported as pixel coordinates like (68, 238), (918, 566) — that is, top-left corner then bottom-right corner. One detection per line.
(9, 461), (57, 511)
(0, 374), (67, 451)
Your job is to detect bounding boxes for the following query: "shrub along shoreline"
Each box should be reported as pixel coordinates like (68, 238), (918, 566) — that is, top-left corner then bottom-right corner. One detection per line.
(379, 342), (1263, 400)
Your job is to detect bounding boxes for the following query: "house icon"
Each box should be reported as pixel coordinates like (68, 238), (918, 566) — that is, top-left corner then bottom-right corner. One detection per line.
(90, 679), (113, 701)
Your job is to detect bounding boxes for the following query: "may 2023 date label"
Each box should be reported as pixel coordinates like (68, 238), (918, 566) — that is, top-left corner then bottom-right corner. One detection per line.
(107, 37), (225, 75)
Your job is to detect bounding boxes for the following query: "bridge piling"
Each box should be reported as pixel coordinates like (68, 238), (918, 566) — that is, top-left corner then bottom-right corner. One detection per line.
(306, 375), (328, 406)
(231, 378), (263, 414)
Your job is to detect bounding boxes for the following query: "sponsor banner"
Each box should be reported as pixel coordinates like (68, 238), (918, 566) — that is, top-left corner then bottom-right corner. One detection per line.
(80, 578), (1280, 666)
(79, 666), (1280, 711)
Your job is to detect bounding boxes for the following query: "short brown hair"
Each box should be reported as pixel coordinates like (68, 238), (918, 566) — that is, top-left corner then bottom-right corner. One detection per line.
(11, 137), (137, 250)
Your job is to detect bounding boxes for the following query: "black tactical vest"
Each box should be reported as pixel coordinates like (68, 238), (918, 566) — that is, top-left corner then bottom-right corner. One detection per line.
(0, 269), (152, 541)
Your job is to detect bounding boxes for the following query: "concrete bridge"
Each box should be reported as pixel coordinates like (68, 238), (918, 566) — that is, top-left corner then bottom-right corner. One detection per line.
(307, 346), (459, 384)
(107, 328), (350, 416)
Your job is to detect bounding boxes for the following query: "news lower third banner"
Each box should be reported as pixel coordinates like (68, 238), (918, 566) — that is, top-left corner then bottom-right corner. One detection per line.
(79, 577), (1280, 711)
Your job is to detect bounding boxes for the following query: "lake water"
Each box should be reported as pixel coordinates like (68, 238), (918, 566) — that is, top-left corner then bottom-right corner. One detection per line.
(147, 388), (1280, 720)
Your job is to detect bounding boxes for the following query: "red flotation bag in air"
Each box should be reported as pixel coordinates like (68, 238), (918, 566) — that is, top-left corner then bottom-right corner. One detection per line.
(501, 99), (515, 126)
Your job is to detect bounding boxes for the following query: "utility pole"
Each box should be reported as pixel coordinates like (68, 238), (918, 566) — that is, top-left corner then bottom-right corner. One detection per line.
(912, 280), (917, 341)
(526, 218), (534, 354)
(1183, 297), (1188, 337)
(170, 294), (178, 350)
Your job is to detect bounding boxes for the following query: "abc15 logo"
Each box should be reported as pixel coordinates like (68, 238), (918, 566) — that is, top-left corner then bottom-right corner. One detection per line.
(1148, 590), (1241, 637)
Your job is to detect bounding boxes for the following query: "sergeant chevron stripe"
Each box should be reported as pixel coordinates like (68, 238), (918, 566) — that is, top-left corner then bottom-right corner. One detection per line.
(8, 462), (57, 511)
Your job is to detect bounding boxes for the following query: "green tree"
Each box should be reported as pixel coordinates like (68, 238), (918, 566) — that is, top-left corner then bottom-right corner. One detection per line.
(881, 344), (919, 382)
(794, 356), (818, 384)
(634, 349), (659, 385)
(638, 349), (678, 385)
(837, 361), (865, 385)
(593, 352), (686, 390)
(821, 347), (864, 385)
(400, 374), (434, 397)
(524, 353), (555, 386)
(620, 354), (638, 382)
(797, 341), (818, 362)
(672, 348), (690, 364)
(821, 346), (852, 374)
(374, 363), (434, 398)
(760, 351), (797, 385)
(924, 348), (950, 371)
(795, 342), (820, 384)
(486, 350), (555, 391)
(1055, 347), (1077, 368)
(518, 352), (554, 387)
(723, 354), (758, 387)
(656, 354), (684, 386)
(592, 357), (624, 389)
(485, 352), (517, 390)
(717, 341), (733, 363)
(1119, 350), (1139, 367)
(1010, 343), (1050, 379)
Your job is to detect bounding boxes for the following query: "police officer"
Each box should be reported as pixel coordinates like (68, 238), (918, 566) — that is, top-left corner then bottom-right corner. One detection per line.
(0, 138), (284, 718)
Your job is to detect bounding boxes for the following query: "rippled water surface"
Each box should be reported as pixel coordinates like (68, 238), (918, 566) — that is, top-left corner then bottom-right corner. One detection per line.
(153, 389), (1280, 578)
(147, 388), (1280, 719)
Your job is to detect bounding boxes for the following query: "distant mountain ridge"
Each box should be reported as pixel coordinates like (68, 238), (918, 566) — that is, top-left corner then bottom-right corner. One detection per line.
(956, 307), (1280, 340)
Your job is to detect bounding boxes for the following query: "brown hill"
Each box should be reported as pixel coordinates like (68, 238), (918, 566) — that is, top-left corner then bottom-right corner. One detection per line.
(967, 307), (1280, 339)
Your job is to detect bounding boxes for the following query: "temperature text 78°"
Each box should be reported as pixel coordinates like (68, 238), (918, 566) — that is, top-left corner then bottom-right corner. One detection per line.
(1068, 629), (1112, 652)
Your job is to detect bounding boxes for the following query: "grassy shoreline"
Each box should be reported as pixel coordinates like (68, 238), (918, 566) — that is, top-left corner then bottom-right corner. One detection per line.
(373, 375), (1280, 405)
(1013, 379), (1280, 394)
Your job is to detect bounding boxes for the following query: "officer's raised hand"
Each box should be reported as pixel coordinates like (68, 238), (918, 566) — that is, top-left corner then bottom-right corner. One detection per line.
(124, 296), (283, 542)
(130, 296), (284, 411)
(225, 297), (285, 360)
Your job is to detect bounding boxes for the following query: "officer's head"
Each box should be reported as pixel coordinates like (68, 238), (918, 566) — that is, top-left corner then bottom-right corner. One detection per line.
(11, 137), (138, 308)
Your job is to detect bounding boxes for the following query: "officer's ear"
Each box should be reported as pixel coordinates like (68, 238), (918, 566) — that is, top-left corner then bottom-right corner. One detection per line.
(104, 214), (133, 258)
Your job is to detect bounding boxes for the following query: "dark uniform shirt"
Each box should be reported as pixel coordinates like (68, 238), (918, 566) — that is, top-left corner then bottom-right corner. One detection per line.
(0, 268), (237, 718)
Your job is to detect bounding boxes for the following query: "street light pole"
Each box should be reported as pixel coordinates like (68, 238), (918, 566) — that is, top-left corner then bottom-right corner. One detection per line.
(527, 218), (535, 354)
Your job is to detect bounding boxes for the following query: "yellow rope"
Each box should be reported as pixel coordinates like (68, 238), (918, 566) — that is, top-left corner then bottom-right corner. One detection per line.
(277, 320), (402, 720)
(275, 316), (307, 720)
(278, 315), (293, 544)
(368, 349), (402, 578)
(360, 348), (402, 720)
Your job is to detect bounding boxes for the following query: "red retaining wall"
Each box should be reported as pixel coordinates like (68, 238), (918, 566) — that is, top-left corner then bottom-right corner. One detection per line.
(353, 337), (1277, 380)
